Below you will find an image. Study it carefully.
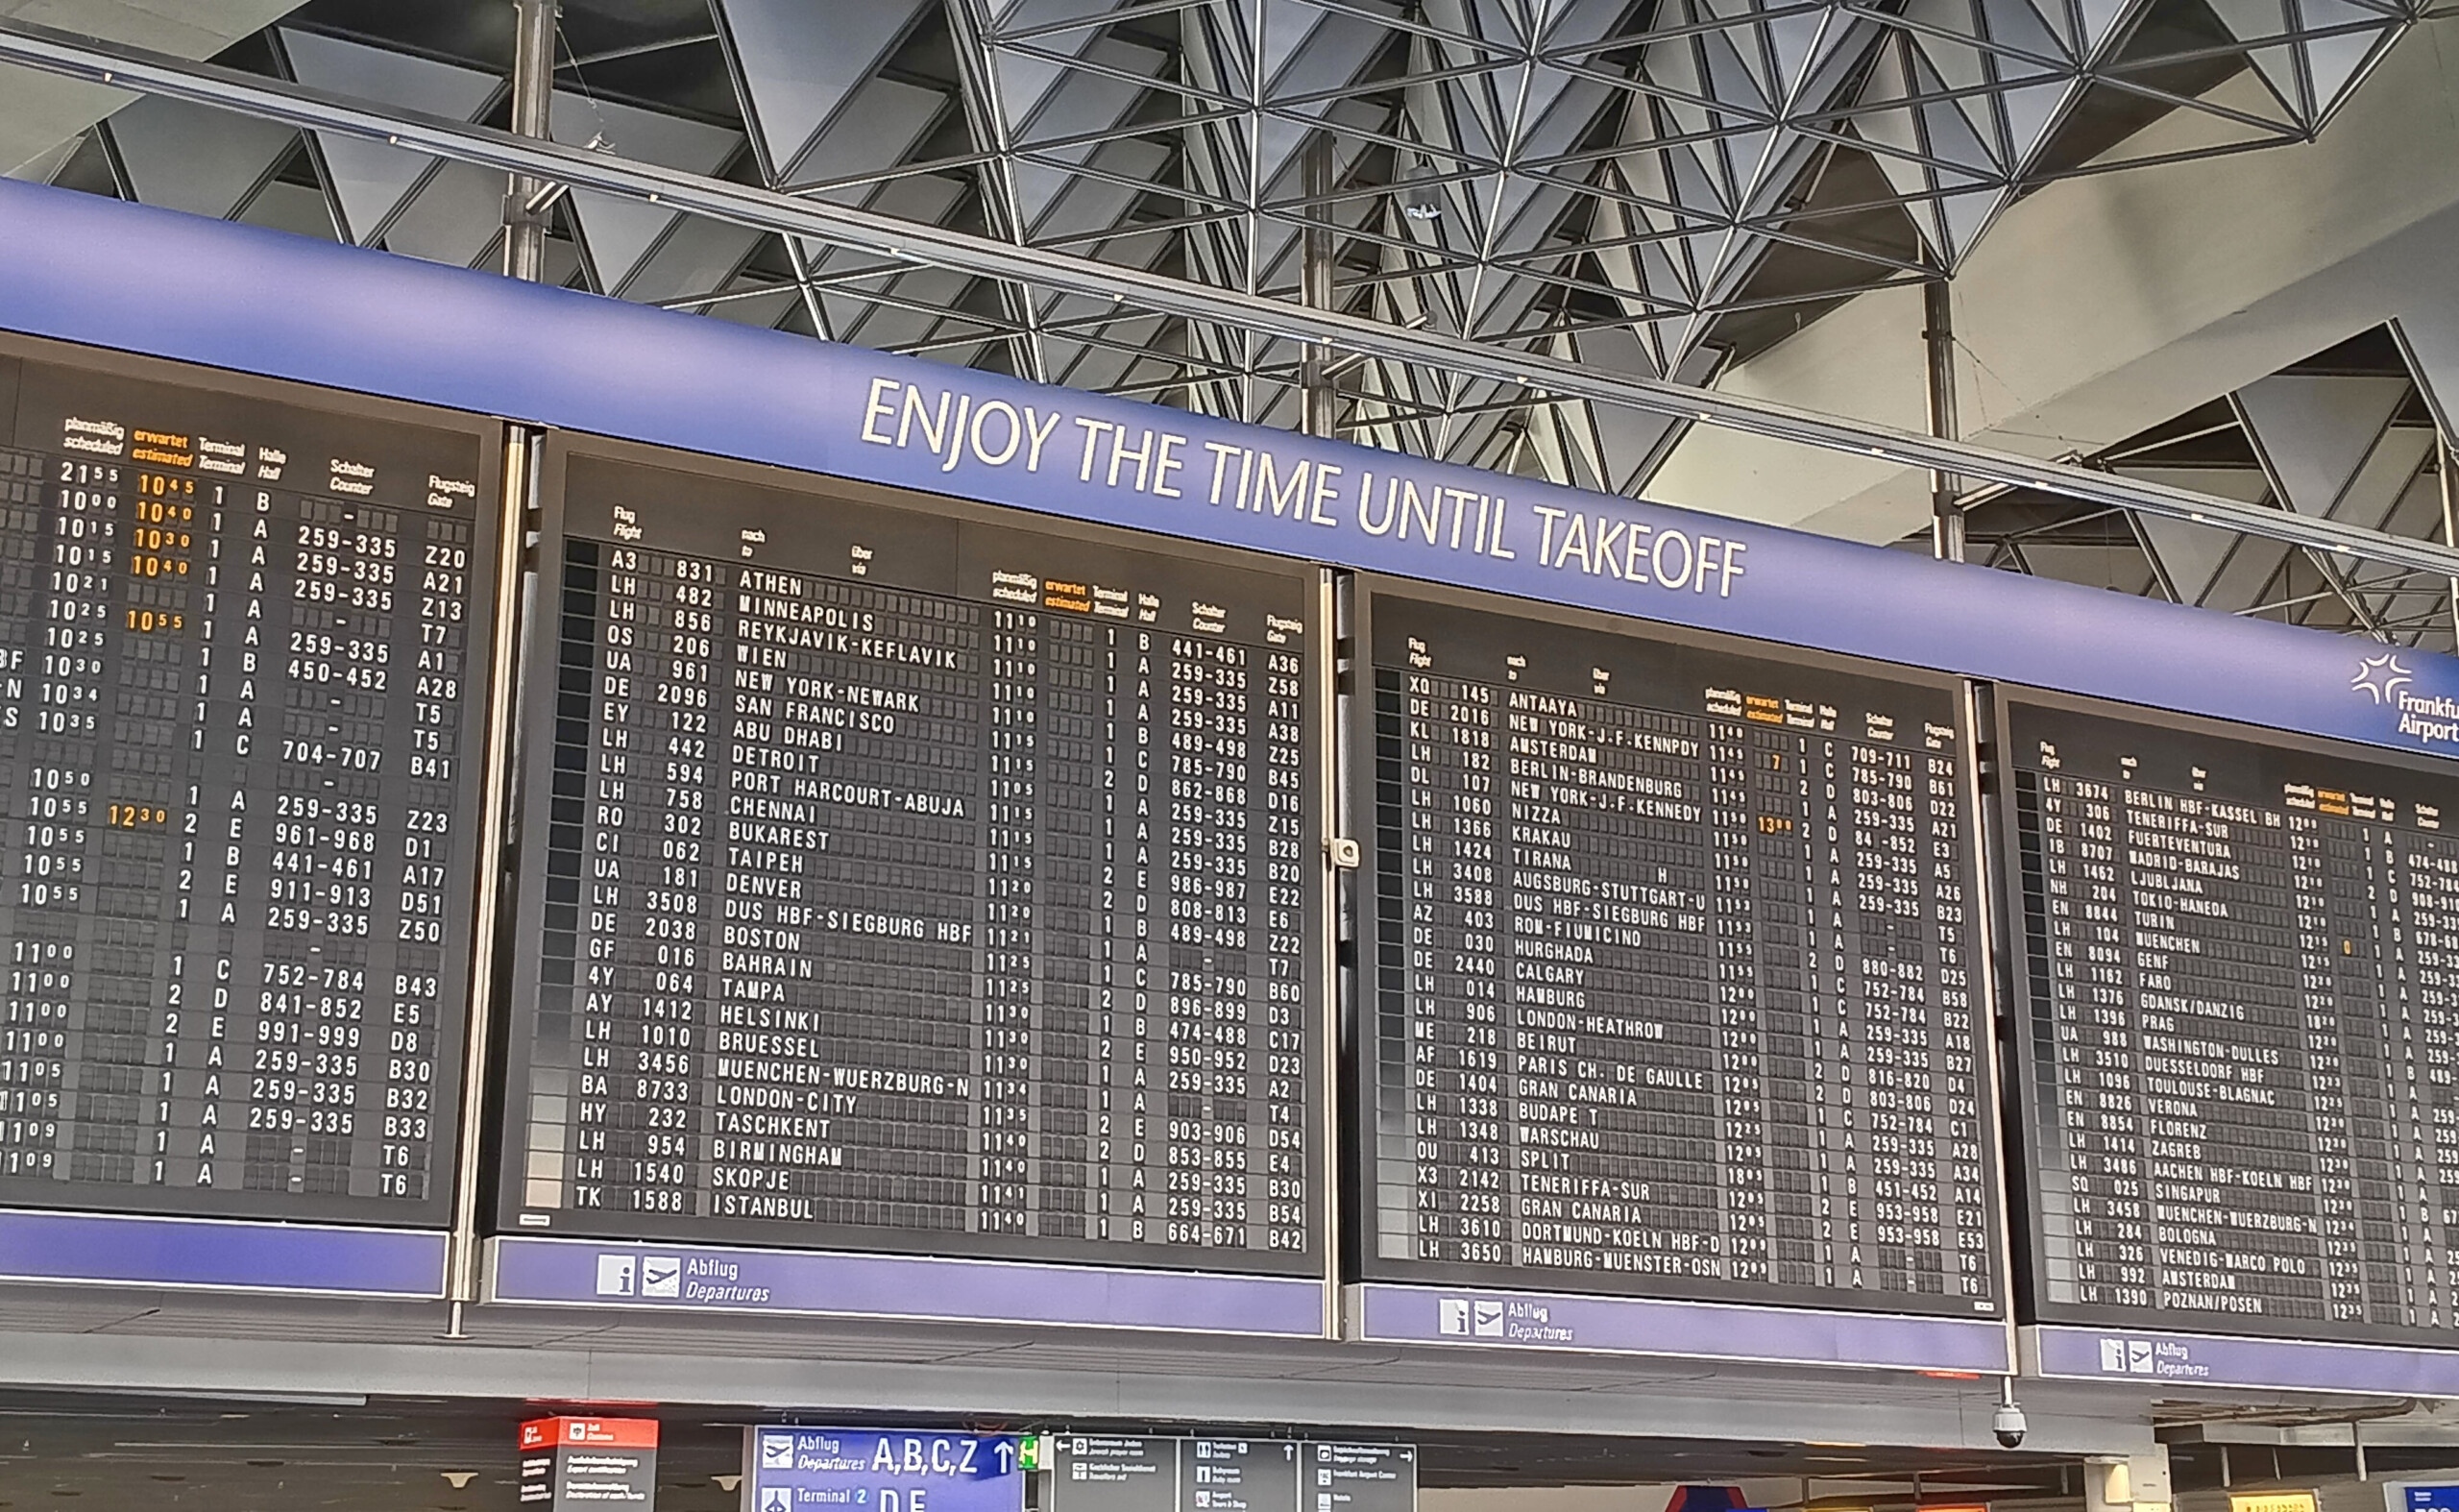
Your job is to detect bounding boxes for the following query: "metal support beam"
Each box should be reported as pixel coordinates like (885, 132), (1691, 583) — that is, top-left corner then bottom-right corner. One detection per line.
(942, 0), (1048, 384)
(2308, 546), (2395, 642)
(1301, 132), (1336, 442)
(443, 427), (531, 1335)
(2443, 439), (2458, 643)
(3, 16), (2459, 580)
(448, 0), (556, 1335)
(1925, 279), (1964, 564)
(501, 0), (556, 284)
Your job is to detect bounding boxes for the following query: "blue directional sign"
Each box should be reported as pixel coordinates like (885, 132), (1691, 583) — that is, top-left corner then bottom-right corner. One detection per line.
(2404, 1488), (2459, 1512)
(744, 1429), (1025, 1512)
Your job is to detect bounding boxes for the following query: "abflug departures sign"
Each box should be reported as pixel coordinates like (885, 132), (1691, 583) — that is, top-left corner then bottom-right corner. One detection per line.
(2003, 689), (2459, 1353)
(744, 1429), (1022, 1512)
(0, 329), (499, 1228)
(1355, 582), (2000, 1320)
(499, 439), (1323, 1273)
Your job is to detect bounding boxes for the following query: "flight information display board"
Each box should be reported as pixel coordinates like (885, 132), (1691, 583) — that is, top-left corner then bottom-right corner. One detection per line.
(0, 332), (501, 1222)
(501, 439), (1322, 1272)
(2005, 689), (2459, 1345)
(1355, 581), (2002, 1315)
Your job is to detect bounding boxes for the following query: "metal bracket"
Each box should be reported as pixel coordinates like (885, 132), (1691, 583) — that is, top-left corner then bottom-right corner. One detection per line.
(1325, 837), (1360, 869)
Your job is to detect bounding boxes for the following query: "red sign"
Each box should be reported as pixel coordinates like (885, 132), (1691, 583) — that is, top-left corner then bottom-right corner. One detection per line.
(520, 1417), (661, 1451)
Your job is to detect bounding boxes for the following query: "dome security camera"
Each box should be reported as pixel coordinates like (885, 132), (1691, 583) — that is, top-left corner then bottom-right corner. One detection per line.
(1992, 1399), (2028, 1449)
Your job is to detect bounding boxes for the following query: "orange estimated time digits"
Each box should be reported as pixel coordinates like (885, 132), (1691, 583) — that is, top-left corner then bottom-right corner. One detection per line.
(130, 472), (195, 580)
(124, 470), (195, 632)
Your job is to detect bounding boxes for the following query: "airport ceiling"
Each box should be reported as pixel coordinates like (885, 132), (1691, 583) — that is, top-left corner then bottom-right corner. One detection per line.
(1, 0), (2448, 647)
(1915, 323), (2459, 653)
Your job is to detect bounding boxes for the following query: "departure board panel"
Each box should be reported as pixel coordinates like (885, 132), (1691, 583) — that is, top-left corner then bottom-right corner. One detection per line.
(501, 440), (1322, 1272)
(1357, 582), (2002, 1315)
(2005, 691), (2459, 1344)
(0, 333), (500, 1223)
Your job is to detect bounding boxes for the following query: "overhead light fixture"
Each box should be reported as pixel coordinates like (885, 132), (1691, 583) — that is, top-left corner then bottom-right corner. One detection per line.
(1396, 156), (1443, 222)
(442, 1474), (477, 1489)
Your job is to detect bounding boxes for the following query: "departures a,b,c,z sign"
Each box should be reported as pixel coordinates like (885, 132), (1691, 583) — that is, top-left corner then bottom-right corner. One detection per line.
(742, 1429), (1025, 1512)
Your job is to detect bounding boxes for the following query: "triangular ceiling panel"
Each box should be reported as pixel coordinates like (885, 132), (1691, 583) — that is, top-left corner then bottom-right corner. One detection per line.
(977, 0), (1119, 144)
(620, 216), (768, 308)
(2071, 0), (2152, 63)
(2334, 422), (2436, 531)
(2135, 513), (2238, 604)
(1246, 1), (1387, 196)
(719, 0), (933, 182)
(2394, 310), (2459, 435)
(1583, 335), (1722, 493)
(8, 135), (84, 187)
(281, 28), (499, 246)
(1938, 184), (2010, 267)
(1977, 0), (2081, 65)
(2114, 464), (2276, 504)
(238, 180), (339, 241)
(2301, 0), (2395, 118)
(1682, 0), (1779, 103)
(2019, 543), (2160, 594)
(2113, 460), (2279, 604)
(1853, 39), (2011, 268)
(2234, 373), (2412, 516)
(1777, 6), (1878, 112)
(548, 92), (742, 296)
(2168, 519), (2283, 610)
(380, 159), (507, 269)
(1003, 34), (1162, 229)
(105, 95), (295, 220)
(1999, 77), (2083, 174)
(783, 78), (944, 207)
(2200, 0), (2312, 119)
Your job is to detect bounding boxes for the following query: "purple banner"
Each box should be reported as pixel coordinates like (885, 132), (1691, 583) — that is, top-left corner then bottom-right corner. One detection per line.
(743, 1429), (1023, 1512)
(492, 1237), (1325, 1335)
(0, 1207), (445, 1295)
(1351, 1283), (2011, 1372)
(0, 179), (2452, 756)
(2030, 1324), (2459, 1396)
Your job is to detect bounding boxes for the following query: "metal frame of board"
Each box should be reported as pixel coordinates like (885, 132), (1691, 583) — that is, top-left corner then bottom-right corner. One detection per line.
(1994, 685), (2459, 1395)
(0, 327), (514, 1299)
(484, 431), (1339, 1334)
(1336, 572), (2016, 1375)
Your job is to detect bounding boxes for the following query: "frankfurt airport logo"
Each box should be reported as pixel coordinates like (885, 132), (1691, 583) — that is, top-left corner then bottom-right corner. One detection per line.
(2351, 651), (2413, 704)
